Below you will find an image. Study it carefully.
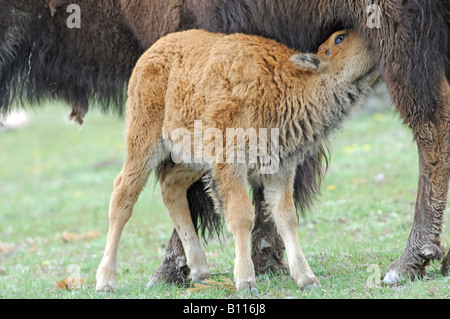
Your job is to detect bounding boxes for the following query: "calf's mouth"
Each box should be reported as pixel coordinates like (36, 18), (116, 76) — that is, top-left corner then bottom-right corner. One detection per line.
(352, 66), (381, 87)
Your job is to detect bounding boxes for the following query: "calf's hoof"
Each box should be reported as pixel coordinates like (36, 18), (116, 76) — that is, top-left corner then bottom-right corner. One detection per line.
(95, 280), (115, 293)
(298, 275), (320, 290)
(95, 264), (117, 293)
(235, 277), (258, 293)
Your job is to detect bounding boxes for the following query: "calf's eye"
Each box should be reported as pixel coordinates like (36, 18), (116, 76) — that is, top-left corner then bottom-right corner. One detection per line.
(335, 34), (347, 45)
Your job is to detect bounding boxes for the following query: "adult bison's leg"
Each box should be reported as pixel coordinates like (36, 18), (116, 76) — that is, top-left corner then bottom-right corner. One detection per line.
(251, 185), (288, 274)
(442, 251), (450, 276)
(384, 79), (450, 284)
(147, 229), (190, 285)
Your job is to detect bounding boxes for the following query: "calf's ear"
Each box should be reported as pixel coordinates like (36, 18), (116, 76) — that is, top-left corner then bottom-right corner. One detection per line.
(289, 53), (327, 72)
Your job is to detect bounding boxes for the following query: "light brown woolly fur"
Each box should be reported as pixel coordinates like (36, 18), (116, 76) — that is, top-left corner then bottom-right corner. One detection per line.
(96, 29), (379, 292)
(156, 30), (377, 163)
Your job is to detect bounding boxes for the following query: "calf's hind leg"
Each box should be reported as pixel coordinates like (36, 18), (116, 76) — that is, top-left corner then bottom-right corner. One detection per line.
(159, 163), (210, 284)
(95, 153), (155, 292)
(96, 88), (166, 292)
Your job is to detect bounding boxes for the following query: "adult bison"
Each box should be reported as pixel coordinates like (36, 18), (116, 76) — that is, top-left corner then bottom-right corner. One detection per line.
(1, 0), (448, 286)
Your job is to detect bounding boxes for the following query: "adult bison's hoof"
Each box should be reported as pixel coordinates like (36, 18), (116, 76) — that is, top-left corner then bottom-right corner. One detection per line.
(147, 264), (190, 287)
(441, 250), (450, 276)
(382, 270), (403, 285)
(383, 243), (444, 285)
(147, 230), (191, 286)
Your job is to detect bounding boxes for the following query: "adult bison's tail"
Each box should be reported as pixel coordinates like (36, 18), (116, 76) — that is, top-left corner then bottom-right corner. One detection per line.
(187, 180), (224, 244)
(293, 145), (329, 216)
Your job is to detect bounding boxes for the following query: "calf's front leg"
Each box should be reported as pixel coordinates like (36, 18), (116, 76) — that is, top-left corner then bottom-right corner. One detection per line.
(263, 172), (320, 289)
(213, 165), (257, 292)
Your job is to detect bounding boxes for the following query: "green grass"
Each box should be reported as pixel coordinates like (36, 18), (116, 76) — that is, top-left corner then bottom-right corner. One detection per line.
(0, 97), (448, 299)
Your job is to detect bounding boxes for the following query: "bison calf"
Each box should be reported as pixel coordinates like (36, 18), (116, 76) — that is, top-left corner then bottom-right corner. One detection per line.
(96, 29), (379, 292)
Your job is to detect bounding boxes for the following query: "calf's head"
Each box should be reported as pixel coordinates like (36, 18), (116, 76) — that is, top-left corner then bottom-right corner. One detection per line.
(289, 30), (377, 84)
